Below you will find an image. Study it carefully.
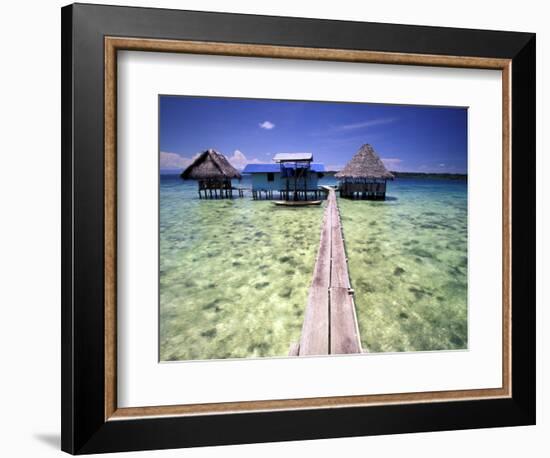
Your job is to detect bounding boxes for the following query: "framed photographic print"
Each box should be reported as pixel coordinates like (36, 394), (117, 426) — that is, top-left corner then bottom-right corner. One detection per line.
(61, 3), (536, 454)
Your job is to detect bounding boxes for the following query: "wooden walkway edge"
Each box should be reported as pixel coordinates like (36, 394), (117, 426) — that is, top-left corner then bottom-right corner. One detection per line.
(294, 188), (363, 356)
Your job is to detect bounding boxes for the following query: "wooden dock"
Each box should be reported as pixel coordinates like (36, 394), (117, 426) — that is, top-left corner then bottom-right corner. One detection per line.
(292, 188), (363, 356)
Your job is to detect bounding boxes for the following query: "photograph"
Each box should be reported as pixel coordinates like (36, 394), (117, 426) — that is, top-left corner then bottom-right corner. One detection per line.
(54, 2), (537, 454)
(159, 95), (468, 362)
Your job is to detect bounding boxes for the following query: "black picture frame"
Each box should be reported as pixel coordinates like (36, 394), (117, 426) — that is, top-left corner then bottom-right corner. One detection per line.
(61, 3), (535, 454)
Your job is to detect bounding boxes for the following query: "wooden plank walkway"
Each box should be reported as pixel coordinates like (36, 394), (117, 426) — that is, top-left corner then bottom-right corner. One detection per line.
(295, 188), (362, 356)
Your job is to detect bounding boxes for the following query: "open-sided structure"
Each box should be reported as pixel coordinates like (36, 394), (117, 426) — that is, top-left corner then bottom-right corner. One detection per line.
(180, 149), (242, 199)
(335, 144), (394, 200)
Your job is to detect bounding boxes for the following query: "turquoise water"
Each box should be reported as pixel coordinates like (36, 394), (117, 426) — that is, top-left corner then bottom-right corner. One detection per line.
(159, 175), (323, 361)
(339, 178), (468, 353)
(159, 175), (467, 361)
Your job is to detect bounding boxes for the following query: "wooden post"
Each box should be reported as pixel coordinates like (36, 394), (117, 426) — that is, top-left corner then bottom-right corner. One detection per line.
(286, 178), (289, 201)
(288, 342), (300, 356)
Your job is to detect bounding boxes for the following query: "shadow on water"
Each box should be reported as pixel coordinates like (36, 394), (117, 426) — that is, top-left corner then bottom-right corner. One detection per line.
(341, 195), (398, 202)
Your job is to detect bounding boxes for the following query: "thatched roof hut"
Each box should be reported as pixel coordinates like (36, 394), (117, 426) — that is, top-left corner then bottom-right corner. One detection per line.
(336, 144), (393, 200)
(335, 144), (394, 180)
(180, 149), (242, 199)
(180, 149), (242, 181)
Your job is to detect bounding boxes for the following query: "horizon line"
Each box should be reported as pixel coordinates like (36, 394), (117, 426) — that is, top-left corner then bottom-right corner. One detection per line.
(159, 168), (468, 175)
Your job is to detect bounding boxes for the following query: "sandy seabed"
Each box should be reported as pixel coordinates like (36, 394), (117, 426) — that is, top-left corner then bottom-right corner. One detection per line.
(159, 176), (467, 361)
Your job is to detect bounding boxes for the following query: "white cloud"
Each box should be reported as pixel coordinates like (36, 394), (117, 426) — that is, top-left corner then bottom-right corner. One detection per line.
(381, 157), (403, 170)
(334, 117), (397, 132)
(326, 164), (345, 172)
(259, 121), (275, 130)
(160, 150), (263, 172)
(227, 150), (262, 170)
(160, 151), (197, 170)
(439, 163), (446, 167)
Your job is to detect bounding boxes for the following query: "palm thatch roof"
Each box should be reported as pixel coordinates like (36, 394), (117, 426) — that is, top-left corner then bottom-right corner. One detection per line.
(180, 149), (242, 180)
(335, 144), (394, 180)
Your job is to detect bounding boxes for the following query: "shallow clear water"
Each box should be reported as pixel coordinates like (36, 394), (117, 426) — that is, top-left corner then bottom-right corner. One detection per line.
(160, 175), (323, 361)
(338, 178), (468, 353)
(159, 175), (467, 361)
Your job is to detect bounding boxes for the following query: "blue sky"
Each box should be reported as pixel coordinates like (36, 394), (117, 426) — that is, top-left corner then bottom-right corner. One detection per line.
(159, 95), (467, 174)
